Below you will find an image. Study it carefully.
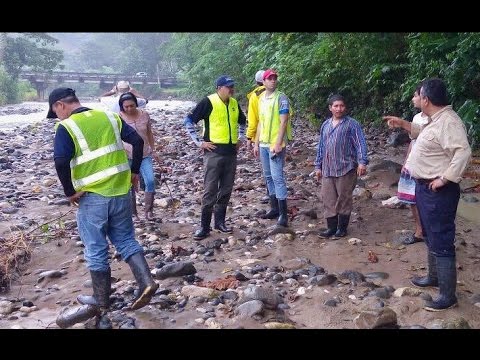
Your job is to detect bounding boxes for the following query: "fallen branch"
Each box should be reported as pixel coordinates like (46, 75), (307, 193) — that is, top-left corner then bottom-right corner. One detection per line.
(26, 208), (75, 235)
(0, 208), (76, 291)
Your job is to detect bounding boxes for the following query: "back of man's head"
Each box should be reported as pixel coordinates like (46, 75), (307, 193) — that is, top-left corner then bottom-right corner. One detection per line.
(255, 70), (265, 84)
(420, 78), (449, 106)
(46, 87), (79, 119)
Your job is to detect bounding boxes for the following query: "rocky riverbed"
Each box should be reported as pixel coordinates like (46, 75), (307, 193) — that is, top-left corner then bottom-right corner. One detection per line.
(0, 99), (479, 329)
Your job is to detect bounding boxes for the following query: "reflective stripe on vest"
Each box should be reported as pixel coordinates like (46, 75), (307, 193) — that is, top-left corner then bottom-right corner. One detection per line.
(259, 91), (292, 145)
(67, 111), (124, 167)
(60, 110), (130, 195)
(73, 162), (130, 188)
(206, 94), (239, 144)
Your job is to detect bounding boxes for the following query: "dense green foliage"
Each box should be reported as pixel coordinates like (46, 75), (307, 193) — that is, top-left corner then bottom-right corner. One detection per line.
(0, 33), (63, 105)
(1, 32), (479, 148)
(159, 32), (479, 148)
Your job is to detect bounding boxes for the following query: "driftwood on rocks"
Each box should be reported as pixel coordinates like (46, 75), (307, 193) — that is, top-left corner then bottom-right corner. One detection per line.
(0, 209), (73, 291)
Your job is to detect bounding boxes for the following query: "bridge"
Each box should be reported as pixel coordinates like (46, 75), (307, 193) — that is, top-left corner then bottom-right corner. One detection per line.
(19, 71), (178, 99)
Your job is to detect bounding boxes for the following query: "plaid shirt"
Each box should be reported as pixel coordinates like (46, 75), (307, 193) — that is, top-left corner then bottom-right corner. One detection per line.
(315, 116), (368, 177)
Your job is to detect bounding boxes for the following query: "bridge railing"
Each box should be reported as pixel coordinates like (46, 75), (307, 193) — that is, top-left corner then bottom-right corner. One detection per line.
(20, 71), (175, 79)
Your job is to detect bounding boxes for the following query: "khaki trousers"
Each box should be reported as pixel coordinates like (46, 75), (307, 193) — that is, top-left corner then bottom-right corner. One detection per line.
(321, 169), (357, 218)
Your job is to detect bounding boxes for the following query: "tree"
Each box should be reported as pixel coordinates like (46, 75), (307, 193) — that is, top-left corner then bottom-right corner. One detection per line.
(0, 33), (6, 62)
(3, 33), (63, 78)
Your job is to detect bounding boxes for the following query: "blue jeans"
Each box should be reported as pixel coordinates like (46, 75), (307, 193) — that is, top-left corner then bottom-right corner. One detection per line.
(259, 146), (287, 200)
(77, 192), (143, 271)
(129, 157), (155, 192)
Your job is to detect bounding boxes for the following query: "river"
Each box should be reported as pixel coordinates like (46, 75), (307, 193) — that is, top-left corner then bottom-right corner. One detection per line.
(0, 99), (195, 131)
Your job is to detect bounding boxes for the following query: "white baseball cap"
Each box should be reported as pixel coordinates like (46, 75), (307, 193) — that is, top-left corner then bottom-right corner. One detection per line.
(255, 70), (265, 83)
(117, 80), (130, 90)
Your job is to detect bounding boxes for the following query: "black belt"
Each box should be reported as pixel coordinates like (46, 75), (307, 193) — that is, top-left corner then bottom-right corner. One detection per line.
(416, 178), (435, 184)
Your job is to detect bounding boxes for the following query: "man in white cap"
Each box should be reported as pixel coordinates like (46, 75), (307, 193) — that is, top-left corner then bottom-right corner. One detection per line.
(246, 70), (265, 150)
(100, 80), (148, 113)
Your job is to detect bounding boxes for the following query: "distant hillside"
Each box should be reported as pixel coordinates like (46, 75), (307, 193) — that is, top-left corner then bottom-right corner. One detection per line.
(48, 33), (95, 70)
(49, 33), (94, 52)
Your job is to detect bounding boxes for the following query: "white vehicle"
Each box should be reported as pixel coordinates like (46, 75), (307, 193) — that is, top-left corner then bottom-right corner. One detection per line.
(135, 72), (147, 77)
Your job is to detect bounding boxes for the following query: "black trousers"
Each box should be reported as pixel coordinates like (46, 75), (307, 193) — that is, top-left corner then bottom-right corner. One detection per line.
(201, 151), (237, 211)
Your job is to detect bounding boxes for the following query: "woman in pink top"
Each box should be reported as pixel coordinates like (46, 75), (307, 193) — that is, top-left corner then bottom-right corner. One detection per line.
(119, 92), (160, 221)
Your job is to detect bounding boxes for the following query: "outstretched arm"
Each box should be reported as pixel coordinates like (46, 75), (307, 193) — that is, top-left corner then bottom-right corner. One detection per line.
(100, 86), (116, 97)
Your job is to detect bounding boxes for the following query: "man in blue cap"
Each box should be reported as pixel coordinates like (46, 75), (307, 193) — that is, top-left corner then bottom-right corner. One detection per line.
(184, 76), (247, 240)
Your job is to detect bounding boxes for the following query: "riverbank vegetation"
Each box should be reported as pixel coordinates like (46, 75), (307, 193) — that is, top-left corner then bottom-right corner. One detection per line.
(1, 32), (479, 148)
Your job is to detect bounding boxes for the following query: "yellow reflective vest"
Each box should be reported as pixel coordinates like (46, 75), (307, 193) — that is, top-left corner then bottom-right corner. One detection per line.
(258, 91), (293, 146)
(57, 110), (131, 196)
(206, 94), (239, 144)
(246, 85), (265, 140)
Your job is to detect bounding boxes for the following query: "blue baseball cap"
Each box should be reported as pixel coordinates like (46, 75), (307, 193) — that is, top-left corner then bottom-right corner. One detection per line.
(215, 75), (235, 88)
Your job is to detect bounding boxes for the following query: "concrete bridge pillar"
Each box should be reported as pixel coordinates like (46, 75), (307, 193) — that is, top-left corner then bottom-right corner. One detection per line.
(99, 81), (113, 91)
(32, 81), (49, 101)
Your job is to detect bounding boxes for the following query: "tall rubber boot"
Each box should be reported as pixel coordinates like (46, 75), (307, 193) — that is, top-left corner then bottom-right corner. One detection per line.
(126, 252), (159, 310)
(411, 252), (439, 288)
(90, 270), (112, 329)
(193, 208), (212, 240)
(277, 199), (288, 227)
(319, 216), (338, 238)
(144, 192), (155, 221)
(214, 205), (233, 233)
(131, 190), (139, 222)
(424, 256), (458, 311)
(335, 214), (350, 237)
(57, 269), (112, 328)
(56, 304), (99, 329)
(261, 195), (279, 219)
(77, 268), (112, 306)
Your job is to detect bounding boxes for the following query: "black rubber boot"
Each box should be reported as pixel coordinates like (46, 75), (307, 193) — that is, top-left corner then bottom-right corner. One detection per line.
(57, 269), (112, 328)
(261, 195), (279, 219)
(214, 205), (233, 233)
(194, 208), (212, 240)
(334, 214), (350, 237)
(77, 268), (112, 306)
(90, 270), (112, 329)
(144, 192), (155, 221)
(424, 256), (458, 311)
(56, 304), (99, 329)
(319, 216), (338, 238)
(126, 252), (159, 310)
(277, 199), (288, 227)
(411, 252), (439, 288)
